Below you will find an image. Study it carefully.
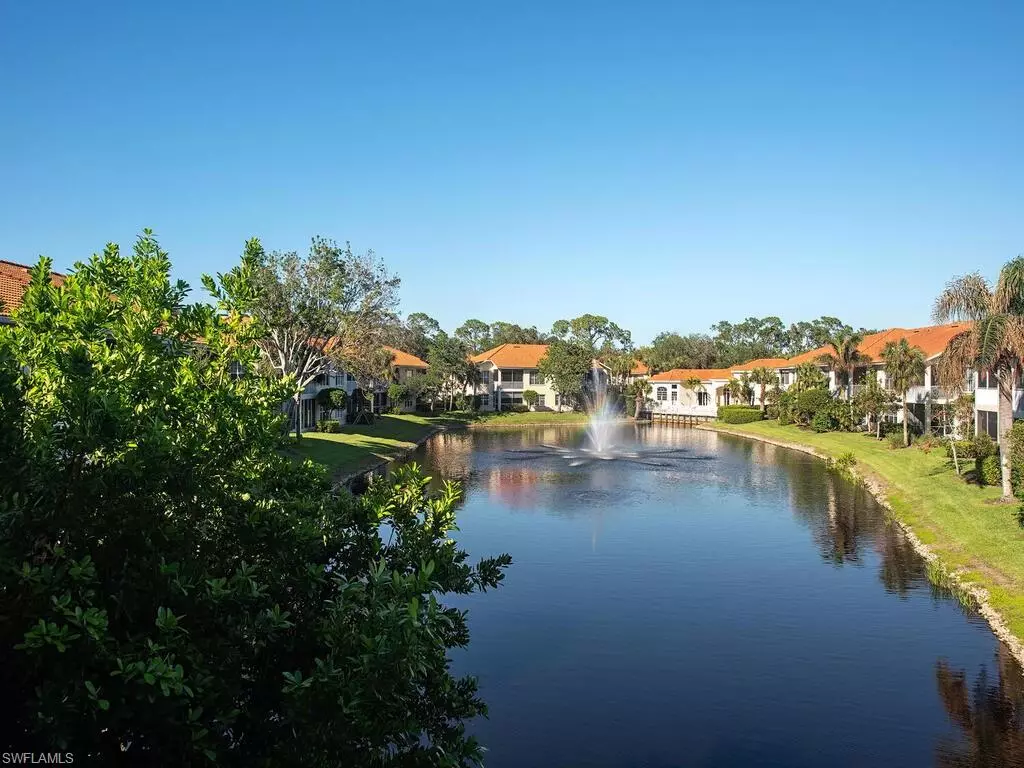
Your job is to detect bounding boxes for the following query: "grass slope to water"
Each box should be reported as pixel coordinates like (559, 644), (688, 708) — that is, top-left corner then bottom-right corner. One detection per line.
(290, 410), (591, 479)
(705, 419), (1024, 640)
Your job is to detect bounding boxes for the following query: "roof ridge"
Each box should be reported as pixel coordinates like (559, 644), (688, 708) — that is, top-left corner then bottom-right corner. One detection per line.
(0, 259), (67, 277)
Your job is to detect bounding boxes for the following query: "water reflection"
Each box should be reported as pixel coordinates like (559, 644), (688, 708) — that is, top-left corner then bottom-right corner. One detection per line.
(401, 425), (1024, 767)
(936, 647), (1024, 767)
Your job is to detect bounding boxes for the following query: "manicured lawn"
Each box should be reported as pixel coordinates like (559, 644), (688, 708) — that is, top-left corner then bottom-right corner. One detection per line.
(443, 410), (590, 426)
(703, 419), (1024, 639)
(289, 414), (445, 480)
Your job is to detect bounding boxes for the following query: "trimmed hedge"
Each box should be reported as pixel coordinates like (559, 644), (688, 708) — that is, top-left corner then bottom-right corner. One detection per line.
(316, 419), (342, 433)
(719, 405), (763, 424)
(978, 453), (1001, 486)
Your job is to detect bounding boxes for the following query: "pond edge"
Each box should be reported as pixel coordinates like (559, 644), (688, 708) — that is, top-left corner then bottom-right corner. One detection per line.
(698, 422), (1024, 672)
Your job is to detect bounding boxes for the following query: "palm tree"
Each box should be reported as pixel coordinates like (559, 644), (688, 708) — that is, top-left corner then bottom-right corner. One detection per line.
(882, 339), (925, 448)
(818, 332), (868, 425)
(748, 367), (776, 411)
(628, 378), (651, 420)
(933, 260), (1024, 500)
(792, 361), (828, 393)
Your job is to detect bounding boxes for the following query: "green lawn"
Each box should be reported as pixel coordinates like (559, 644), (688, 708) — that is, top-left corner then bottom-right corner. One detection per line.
(703, 419), (1024, 639)
(289, 410), (592, 480)
(289, 414), (446, 480)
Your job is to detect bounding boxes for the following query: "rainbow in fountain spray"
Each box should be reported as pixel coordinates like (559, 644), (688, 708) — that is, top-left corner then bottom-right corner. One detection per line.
(507, 387), (712, 468)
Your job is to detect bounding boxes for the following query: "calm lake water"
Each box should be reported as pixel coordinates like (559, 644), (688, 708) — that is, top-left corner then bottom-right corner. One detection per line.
(406, 424), (1024, 767)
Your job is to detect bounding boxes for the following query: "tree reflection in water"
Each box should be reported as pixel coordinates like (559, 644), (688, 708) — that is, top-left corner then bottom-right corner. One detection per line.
(935, 646), (1024, 767)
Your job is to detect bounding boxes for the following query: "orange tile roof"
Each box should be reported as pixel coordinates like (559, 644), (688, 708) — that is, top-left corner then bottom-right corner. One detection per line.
(0, 260), (65, 316)
(471, 343), (550, 368)
(631, 361), (651, 375)
(649, 367), (733, 382)
(784, 323), (971, 366)
(386, 346), (428, 368)
(732, 357), (790, 371)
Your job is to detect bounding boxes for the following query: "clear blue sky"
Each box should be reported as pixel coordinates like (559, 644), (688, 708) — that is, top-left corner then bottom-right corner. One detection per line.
(1, 1), (1021, 344)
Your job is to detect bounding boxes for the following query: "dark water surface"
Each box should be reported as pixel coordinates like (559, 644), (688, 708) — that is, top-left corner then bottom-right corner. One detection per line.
(406, 424), (1024, 767)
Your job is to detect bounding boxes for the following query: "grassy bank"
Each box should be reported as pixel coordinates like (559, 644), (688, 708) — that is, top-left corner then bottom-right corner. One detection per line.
(289, 414), (445, 480)
(702, 419), (1024, 642)
(290, 410), (591, 480)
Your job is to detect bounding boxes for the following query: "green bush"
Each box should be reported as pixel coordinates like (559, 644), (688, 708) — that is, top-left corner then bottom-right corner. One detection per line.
(973, 432), (997, 460)
(1010, 421), (1024, 496)
(945, 439), (977, 460)
(718, 405), (763, 424)
(810, 409), (838, 433)
(316, 418), (342, 433)
(978, 453), (1002, 486)
(888, 431), (906, 449)
(0, 236), (511, 764)
(828, 451), (857, 474)
(794, 388), (833, 426)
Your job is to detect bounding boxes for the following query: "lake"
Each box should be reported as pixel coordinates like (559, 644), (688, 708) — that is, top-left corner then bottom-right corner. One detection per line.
(407, 423), (1024, 767)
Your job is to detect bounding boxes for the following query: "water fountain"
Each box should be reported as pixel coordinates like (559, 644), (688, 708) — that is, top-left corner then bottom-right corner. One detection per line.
(507, 384), (712, 468)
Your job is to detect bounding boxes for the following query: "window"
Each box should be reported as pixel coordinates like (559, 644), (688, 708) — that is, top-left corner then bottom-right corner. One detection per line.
(501, 369), (524, 385)
(697, 391), (710, 406)
(480, 394), (490, 407)
(528, 372), (541, 385)
(978, 370), (996, 389)
(656, 387), (668, 401)
(978, 409), (999, 440)
(480, 371), (491, 386)
(228, 361), (245, 380)
(500, 393), (524, 408)
(780, 371), (792, 386)
(670, 389), (678, 402)
(536, 394), (546, 408)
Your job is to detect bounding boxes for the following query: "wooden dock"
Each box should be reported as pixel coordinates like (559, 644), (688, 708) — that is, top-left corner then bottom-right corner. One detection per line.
(641, 411), (716, 426)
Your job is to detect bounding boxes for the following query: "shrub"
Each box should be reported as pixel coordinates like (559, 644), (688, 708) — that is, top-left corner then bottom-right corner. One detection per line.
(945, 439), (977, 460)
(828, 451), (857, 475)
(794, 388), (834, 426)
(316, 418), (342, 433)
(1010, 420), (1024, 496)
(522, 389), (539, 409)
(315, 386), (347, 417)
(973, 432), (997, 460)
(888, 431), (906, 449)
(810, 410), (838, 433)
(387, 382), (409, 413)
(978, 453), (1002, 486)
(505, 404), (530, 413)
(0, 237), (511, 764)
(718, 405), (763, 424)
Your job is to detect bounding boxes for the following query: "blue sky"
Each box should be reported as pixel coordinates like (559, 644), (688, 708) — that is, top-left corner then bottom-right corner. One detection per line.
(1, 1), (1021, 344)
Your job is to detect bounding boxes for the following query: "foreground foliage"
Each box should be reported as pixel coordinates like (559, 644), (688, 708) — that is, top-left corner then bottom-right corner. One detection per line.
(0, 233), (509, 765)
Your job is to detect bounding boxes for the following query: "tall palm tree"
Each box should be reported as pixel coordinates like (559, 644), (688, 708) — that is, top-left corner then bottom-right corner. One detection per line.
(882, 339), (925, 448)
(934, 260), (1024, 500)
(748, 366), (777, 412)
(818, 332), (868, 425)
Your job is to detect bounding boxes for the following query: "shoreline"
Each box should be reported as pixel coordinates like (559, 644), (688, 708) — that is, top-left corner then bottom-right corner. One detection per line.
(335, 416), (609, 489)
(697, 421), (1024, 671)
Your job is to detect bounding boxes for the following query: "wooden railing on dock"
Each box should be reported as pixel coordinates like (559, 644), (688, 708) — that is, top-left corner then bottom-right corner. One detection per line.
(639, 411), (716, 426)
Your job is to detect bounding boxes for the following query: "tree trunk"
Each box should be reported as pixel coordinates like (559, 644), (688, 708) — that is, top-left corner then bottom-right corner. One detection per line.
(902, 399), (909, 447)
(951, 438), (961, 475)
(998, 373), (1014, 500)
(293, 393), (303, 440)
(634, 395), (642, 420)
